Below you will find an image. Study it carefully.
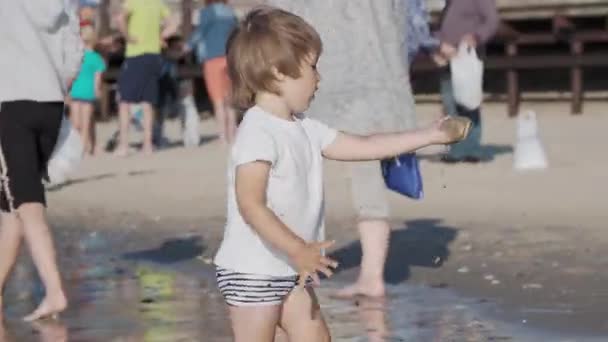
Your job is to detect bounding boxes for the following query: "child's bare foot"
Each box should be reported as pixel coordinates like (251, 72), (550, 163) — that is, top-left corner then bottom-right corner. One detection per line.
(331, 281), (385, 300)
(23, 294), (67, 322)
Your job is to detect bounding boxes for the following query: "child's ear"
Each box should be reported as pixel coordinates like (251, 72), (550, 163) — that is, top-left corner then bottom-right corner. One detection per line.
(270, 66), (286, 81)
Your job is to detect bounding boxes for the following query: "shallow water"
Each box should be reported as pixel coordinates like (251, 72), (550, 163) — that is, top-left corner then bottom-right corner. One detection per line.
(1, 230), (605, 341)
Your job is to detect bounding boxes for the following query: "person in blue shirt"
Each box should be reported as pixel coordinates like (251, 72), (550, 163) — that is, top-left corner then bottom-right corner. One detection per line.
(188, 0), (238, 144)
(405, 0), (439, 64)
(70, 25), (106, 155)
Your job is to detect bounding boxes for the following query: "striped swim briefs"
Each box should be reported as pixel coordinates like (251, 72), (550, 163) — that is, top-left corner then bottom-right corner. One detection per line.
(216, 267), (307, 307)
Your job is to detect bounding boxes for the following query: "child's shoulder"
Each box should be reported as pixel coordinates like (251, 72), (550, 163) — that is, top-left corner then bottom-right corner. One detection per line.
(299, 114), (329, 130)
(84, 49), (103, 60)
(235, 107), (274, 139)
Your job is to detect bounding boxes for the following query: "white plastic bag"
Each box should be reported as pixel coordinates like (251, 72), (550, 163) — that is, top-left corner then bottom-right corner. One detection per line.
(47, 116), (83, 185)
(450, 43), (484, 110)
(514, 110), (548, 171)
(181, 95), (200, 147)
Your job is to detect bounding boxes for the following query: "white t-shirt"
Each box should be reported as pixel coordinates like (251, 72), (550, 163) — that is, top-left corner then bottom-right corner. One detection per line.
(214, 106), (338, 276)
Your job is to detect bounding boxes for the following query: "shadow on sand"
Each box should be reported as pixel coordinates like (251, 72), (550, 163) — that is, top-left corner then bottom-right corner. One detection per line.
(329, 219), (458, 284)
(123, 236), (205, 264)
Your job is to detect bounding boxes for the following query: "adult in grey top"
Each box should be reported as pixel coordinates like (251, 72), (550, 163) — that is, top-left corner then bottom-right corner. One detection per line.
(437, 0), (500, 48)
(0, 0), (82, 321)
(266, 0), (417, 298)
(434, 0), (499, 163)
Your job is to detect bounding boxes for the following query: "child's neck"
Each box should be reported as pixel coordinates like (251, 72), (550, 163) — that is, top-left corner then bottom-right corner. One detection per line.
(255, 93), (294, 121)
(85, 43), (95, 50)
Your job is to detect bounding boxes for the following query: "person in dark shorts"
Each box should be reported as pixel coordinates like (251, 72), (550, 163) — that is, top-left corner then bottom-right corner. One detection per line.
(0, 1), (83, 321)
(115, 0), (178, 156)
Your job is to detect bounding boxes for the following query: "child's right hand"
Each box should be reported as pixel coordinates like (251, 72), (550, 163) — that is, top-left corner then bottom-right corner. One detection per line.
(430, 116), (473, 145)
(290, 240), (339, 287)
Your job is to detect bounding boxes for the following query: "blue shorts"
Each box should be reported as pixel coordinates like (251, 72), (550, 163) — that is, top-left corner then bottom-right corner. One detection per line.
(117, 54), (163, 106)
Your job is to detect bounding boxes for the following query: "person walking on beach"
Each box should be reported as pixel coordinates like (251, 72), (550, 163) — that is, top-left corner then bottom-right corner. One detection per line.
(188, 0), (238, 144)
(266, 0), (418, 299)
(69, 25), (107, 156)
(213, 7), (471, 341)
(0, 0), (83, 321)
(434, 0), (499, 163)
(114, 0), (178, 156)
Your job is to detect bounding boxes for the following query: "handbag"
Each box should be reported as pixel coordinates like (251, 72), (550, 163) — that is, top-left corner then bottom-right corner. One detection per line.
(381, 153), (423, 199)
(450, 42), (484, 110)
(47, 115), (83, 185)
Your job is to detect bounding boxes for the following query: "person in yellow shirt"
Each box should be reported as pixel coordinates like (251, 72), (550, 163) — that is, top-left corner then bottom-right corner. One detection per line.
(116, 0), (177, 156)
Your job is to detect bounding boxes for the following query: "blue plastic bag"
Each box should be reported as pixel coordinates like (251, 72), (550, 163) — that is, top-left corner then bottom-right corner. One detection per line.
(381, 153), (423, 199)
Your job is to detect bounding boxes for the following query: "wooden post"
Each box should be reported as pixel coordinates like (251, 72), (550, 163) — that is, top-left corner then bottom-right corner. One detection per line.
(100, 81), (110, 120)
(570, 40), (584, 115)
(98, 0), (111, 36)
(181, 0), (194, 38)
(506, 42), (520, 117)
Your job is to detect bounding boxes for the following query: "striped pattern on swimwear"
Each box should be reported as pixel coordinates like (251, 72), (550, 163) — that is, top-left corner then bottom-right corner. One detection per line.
(216, 267), (299, 307)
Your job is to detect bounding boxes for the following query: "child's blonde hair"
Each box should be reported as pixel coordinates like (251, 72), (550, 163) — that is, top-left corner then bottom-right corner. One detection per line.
(80, 25), (97, 46)
(226, 6), (322, 111)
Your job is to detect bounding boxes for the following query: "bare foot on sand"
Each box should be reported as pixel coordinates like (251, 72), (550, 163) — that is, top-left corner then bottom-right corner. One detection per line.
(113, 147), (130, 158)
(331, 282), (385, 299)
(141, 145), (155, 156)
(23, 294), (67, 322)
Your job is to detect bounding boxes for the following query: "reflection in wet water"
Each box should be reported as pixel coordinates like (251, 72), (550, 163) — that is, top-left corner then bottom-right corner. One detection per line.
(0, 230), (602, 341)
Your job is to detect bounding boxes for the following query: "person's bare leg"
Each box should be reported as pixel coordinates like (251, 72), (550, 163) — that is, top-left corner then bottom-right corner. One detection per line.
(213, 101), (228, 144)
(224, 102), (237, 145)
(279, 287), (331, 342)
(229, 304), (281, 342)
(141, 103), (155, 155)
(19, 203), (67, 322)
(114, 102), (131, 157)
(80, 103), (94, 155)
(0, 212), (24, 315)
(334, 219), (389, 298)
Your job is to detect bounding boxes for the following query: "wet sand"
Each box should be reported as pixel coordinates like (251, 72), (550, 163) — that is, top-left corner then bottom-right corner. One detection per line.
(2, 101), (607, 341)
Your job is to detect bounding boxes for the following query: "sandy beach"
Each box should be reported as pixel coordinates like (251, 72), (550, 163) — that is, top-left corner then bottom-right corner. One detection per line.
(4, 100), (606, 340)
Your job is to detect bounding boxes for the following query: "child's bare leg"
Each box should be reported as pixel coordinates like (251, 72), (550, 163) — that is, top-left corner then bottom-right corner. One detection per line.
(80, 103), (94, 155)
(229, 304), (281, 342)
(279, 287), (331, 342)
(18, 203), (67, 321)
(68, 102), (81, 132)
(0, 212), (24, 314)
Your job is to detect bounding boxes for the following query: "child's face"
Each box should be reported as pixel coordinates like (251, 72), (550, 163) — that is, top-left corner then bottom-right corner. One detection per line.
(278, 54), (320, 114)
